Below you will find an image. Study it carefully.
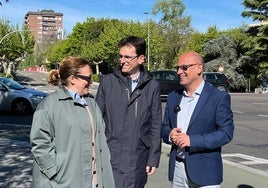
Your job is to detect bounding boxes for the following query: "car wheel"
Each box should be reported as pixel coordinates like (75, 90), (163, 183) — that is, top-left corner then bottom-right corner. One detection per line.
(217, 85), (227, 92)
(11, 99), (32, 115)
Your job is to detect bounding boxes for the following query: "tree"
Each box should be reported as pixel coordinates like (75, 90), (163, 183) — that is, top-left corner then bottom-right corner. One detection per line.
(0, 19), (35, 74)
(0, 0), (8, 7)
(242, 0), (268, 74)
(94, 19), (149, 72)
(179, 26), (221, 57)
(152, 0), (194, 69)
(45, 17), (165, 73)
(202, 35), (248, 91)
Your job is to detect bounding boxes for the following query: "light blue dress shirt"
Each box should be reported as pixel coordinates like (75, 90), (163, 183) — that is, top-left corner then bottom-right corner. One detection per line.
(131, 71), (140, 92)
(176, 80), (205, 159)
(66, 87), (88, 106)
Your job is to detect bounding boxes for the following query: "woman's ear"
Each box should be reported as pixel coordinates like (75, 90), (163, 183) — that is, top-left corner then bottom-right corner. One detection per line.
(68, 75), (76, 85)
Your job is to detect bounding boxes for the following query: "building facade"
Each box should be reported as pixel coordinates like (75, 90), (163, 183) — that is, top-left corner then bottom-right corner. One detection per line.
(24, 9), (64, 45)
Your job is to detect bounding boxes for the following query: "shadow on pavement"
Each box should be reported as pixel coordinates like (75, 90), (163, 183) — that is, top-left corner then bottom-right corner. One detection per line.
(14, 72), (46, 87)
(0, 138), (32, 187)
(0, 114), (33, 187)
(13, 73), (35, 83)
(238, 185), (254, 188)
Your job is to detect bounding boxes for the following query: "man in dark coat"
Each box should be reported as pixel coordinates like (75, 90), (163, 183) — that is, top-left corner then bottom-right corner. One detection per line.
(96, 36), (162, 188)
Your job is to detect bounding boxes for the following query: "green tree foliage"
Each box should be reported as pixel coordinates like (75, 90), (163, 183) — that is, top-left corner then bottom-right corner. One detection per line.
(152, 0), (194, 69)
(0, 21), (21, 60)
(0, 0), (8, 7)
(95, 19), (150, 71)
(242, 0), (268, 76)
(45, 18), (164, 73)
(38, 0), (265, 91)
(202, 34), (250, 91)
(45, 40), (69, 69)
(180, 26), (221, 57)
(0, 19), (35, 72)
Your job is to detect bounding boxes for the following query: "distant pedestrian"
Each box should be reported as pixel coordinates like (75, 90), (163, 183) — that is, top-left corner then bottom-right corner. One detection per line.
(261, 70), (267, 93)
(30, 56), (114, 188)
(161, 51), (234, 187)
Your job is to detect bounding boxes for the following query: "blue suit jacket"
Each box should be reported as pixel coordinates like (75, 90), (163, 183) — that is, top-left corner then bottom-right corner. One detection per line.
(161, 82), (234, 186)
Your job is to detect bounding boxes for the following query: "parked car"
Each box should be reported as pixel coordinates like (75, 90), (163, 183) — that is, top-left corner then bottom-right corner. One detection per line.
(150, 70), (183, 100)
(0, 77), (47, 115)
(203, 72), (231, 92)
(150, 70), (231, 100)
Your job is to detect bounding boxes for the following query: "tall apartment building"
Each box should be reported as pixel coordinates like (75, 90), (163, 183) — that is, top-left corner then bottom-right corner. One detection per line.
(24, 9), (64, 45)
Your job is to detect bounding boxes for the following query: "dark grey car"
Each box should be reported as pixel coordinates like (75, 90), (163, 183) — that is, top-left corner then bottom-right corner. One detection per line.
(150, 70), (183, 100)
(203, 72), (231, 92)
(150, 71), (231, 101)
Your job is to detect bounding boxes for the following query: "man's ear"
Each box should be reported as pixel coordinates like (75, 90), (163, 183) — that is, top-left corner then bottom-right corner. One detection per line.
(138, 55), (145, 65)
(197, 64), (203, 75)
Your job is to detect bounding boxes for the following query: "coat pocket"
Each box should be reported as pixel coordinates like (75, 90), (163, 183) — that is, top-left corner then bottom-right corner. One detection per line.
(139, 134), (150, 148)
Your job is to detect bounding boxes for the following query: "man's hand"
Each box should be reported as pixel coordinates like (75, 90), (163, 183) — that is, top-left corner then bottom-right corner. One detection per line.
(170, 128), (181, 144)
(146, 166), (156, 175)
(176, 133), (190, 148)
(170, 128), (190, 148)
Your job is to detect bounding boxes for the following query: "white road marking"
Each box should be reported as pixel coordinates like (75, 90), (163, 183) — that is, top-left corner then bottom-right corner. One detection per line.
(233, 110), (243, 114)
(258, 114), (268, 118)
(162, 144), (268, 177)
(253, 103), (268, 105)
(222, 153), (268, 177)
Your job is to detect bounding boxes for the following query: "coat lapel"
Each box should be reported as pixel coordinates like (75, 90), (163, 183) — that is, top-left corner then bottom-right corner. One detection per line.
(188, 83), (211, 129)
(172, 91), (183, 128)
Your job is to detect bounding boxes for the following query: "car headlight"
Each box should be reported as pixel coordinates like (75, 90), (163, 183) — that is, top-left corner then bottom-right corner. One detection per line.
(30, 95), (46, 101)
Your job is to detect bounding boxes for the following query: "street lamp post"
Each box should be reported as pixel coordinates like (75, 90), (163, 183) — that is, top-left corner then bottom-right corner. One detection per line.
(144, 12), (150, 70)
(0, 29), (38, 45)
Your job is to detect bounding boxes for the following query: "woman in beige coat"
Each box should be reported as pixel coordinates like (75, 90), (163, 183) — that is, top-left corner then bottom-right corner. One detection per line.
(30, 57), (114, 188)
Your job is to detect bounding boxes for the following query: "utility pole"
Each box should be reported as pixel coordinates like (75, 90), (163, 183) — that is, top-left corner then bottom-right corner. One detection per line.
(144, 12), (150, 70)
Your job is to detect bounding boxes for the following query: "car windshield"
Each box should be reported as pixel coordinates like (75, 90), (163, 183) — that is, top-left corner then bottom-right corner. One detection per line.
(0, 78), (25, 90)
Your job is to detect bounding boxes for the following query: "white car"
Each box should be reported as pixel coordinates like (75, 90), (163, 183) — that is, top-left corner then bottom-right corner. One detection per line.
(0, 77), (47, 115)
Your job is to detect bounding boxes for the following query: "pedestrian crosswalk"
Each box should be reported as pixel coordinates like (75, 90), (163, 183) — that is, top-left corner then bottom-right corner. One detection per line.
(222, 153), (268, 177)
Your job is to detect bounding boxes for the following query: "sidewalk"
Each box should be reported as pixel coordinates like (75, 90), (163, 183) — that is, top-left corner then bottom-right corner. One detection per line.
(146, 144), (268, 188)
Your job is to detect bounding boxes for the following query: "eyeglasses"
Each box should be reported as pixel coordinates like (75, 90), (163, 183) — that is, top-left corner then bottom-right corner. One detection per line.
(119, 54), (138, 61)
(175, 63), (199, 71)
(74, 74), (92, 82)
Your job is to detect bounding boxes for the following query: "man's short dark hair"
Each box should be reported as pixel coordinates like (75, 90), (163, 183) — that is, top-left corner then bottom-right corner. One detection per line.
(119, 36), (146, 56)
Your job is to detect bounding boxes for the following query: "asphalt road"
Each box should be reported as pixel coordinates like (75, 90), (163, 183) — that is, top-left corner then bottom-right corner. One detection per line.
(224, 93), (268, 160)
(1, 71), (268, 187)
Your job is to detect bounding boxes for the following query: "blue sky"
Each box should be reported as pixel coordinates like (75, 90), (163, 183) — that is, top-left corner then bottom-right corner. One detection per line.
(1, 0), (254, 35)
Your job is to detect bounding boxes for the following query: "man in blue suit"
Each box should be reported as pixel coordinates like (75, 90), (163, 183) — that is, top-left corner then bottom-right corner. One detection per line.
(161, 51), (234, 187)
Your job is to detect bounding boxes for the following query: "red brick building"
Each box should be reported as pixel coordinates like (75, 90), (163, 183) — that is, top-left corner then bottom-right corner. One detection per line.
(24, 9), (63, 45)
